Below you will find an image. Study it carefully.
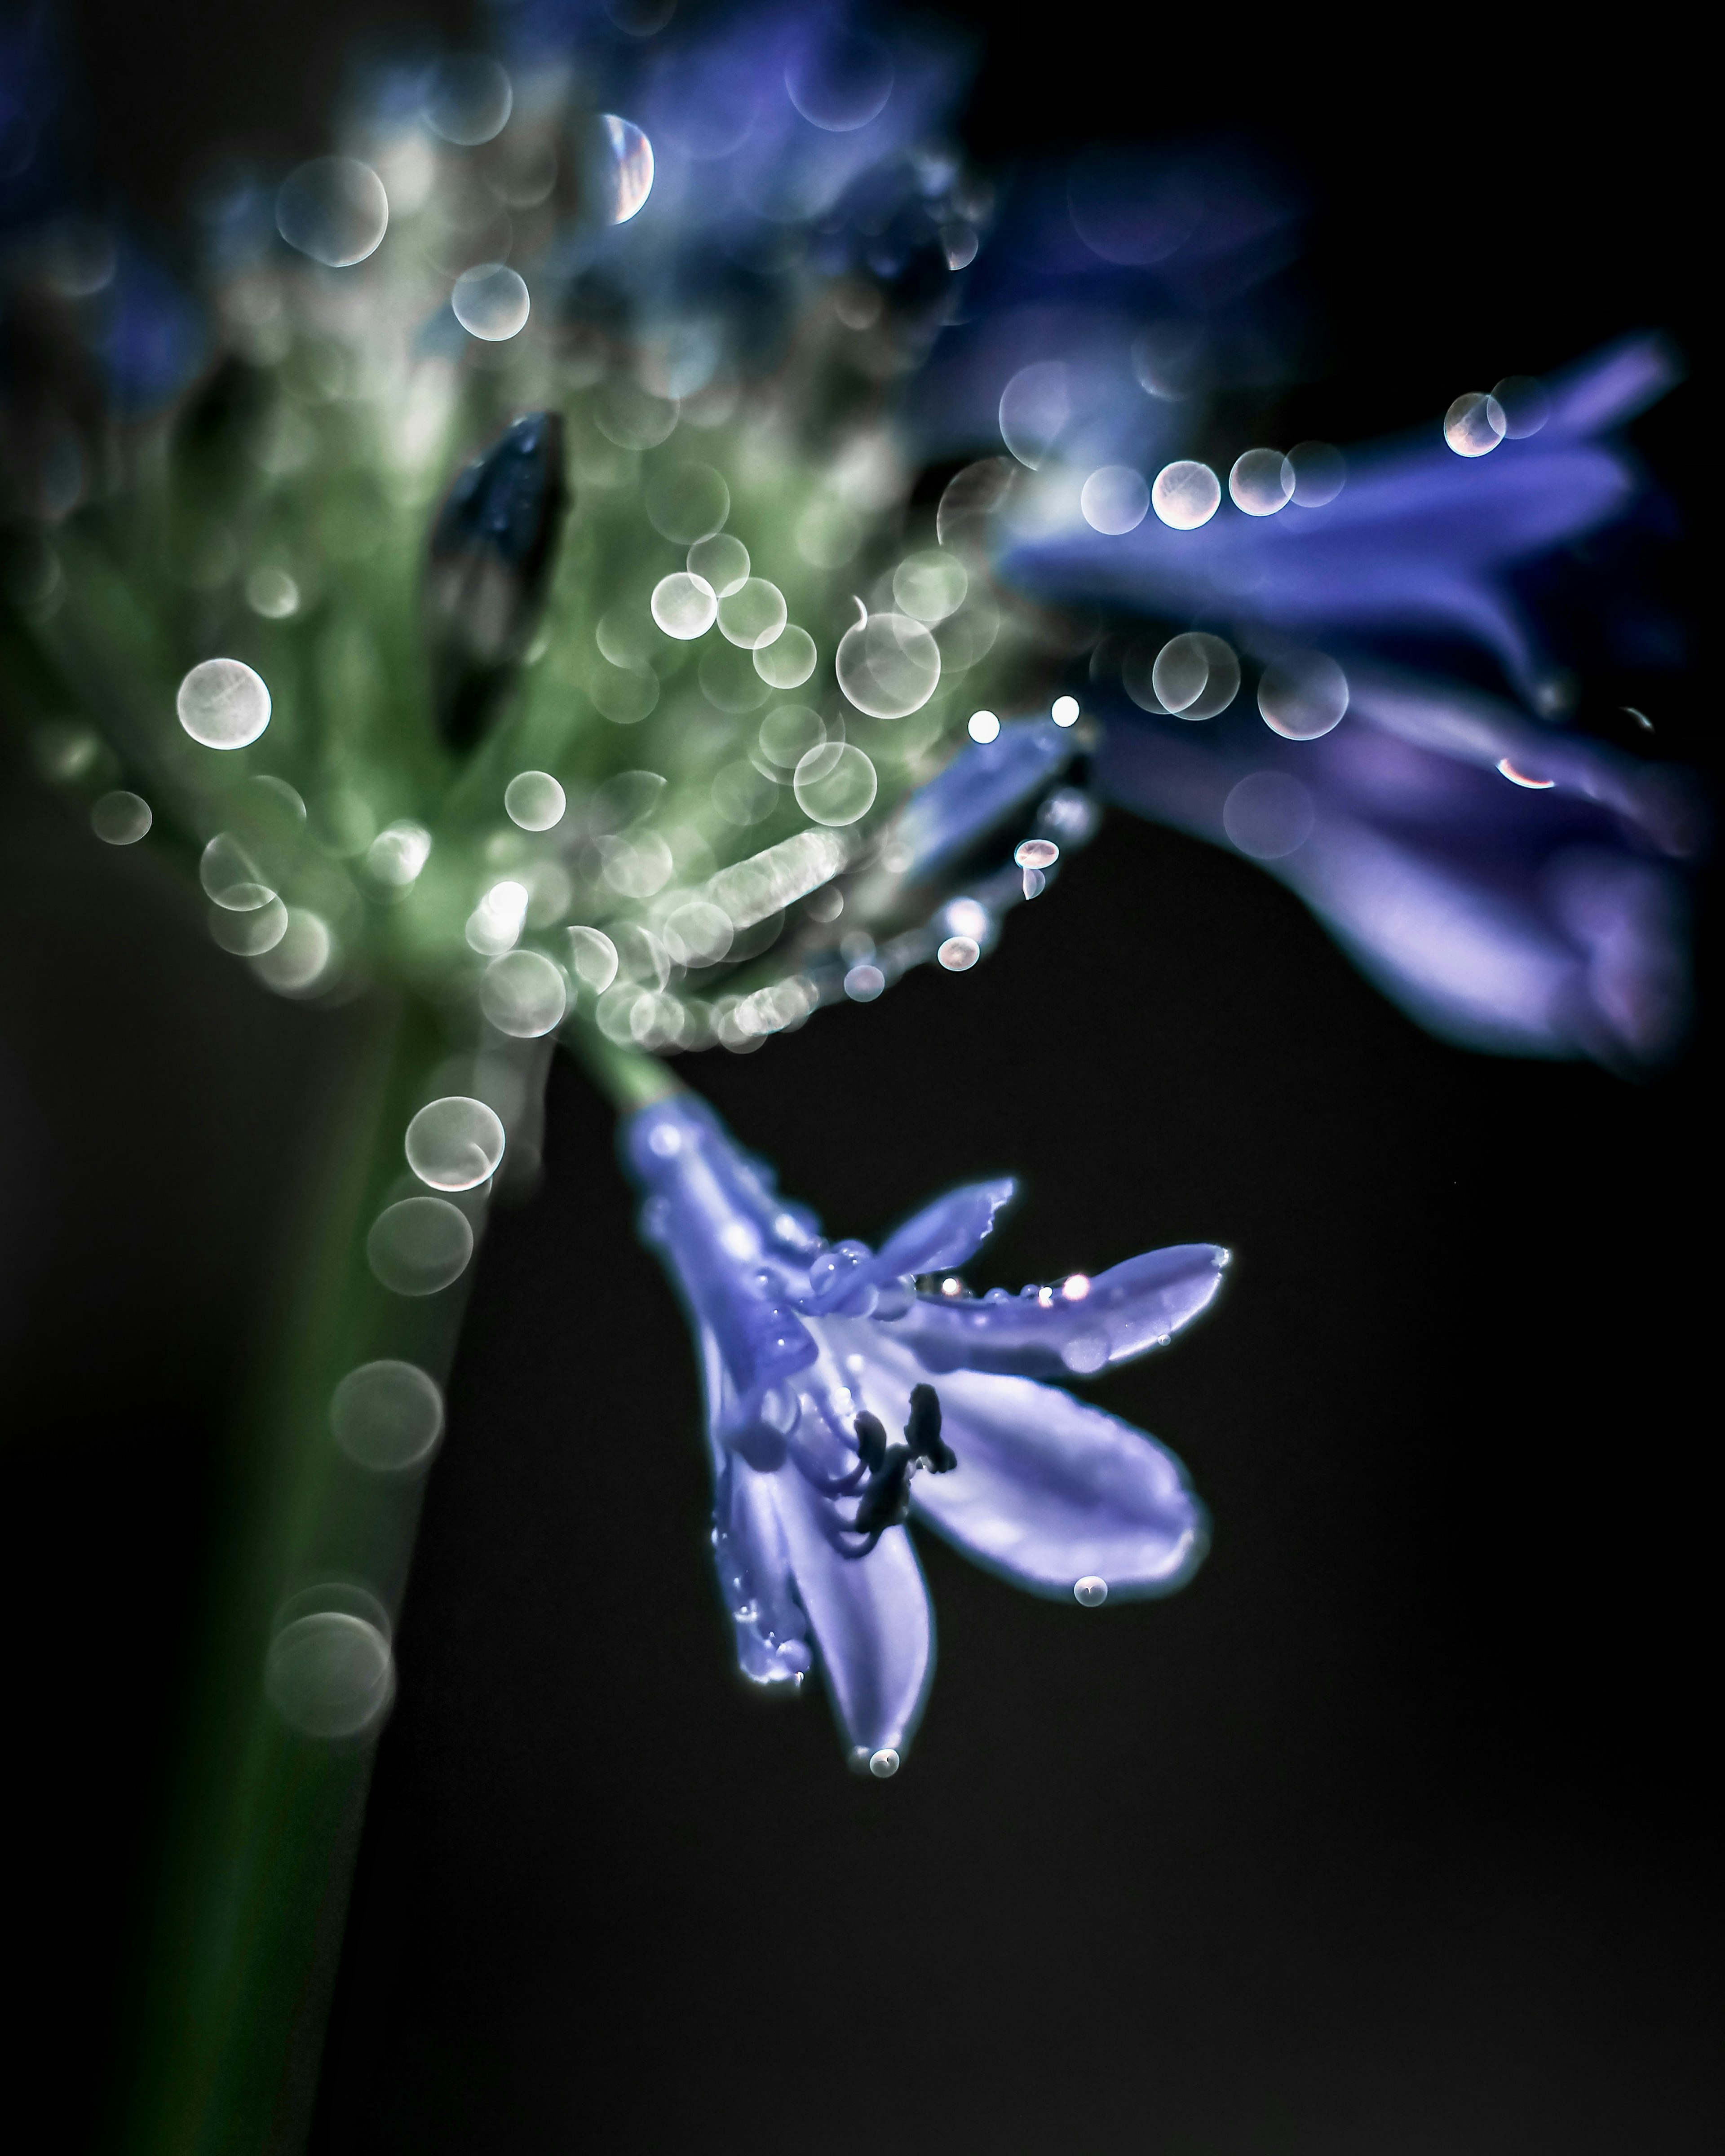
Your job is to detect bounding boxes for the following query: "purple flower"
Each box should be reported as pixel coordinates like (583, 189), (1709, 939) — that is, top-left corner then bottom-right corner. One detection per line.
(624, 1091), (1223, 1772)
(1099, 663), (1699, 1068)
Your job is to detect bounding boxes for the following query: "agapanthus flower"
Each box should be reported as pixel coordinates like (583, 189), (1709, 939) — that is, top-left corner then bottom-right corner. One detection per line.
(624, 1088), (1222, 1770)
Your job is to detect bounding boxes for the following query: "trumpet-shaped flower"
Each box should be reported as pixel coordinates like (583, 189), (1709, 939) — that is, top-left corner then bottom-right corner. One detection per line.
(625, 1091), (1223, 1770)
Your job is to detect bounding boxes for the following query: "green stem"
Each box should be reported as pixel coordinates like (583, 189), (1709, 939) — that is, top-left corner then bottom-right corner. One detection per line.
(122, 990), (468, 2156)
(567, 1021), (683, 1117)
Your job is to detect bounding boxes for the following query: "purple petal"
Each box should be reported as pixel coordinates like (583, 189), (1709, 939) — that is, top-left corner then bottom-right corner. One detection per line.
(892, 1244), (1228, 1377)
(715, 1458), (813, 1688)
(873, 1179), (1017, 1280)
(771, 1467), (934, 1762)
(907, 1364), (1206, 1598)
(893, 721), (1072, 882)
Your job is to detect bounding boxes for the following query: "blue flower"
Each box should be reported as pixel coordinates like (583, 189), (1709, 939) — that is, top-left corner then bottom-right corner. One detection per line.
(624, 1091), (1223, 1771)
(1098, 662), (1699, 1068)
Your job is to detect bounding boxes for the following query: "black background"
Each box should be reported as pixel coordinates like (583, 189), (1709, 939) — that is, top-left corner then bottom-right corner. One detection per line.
(6, 2), (1716, 2149)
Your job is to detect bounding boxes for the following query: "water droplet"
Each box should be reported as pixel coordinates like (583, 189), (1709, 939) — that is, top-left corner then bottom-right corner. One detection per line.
(754, 625), (817, 688)
(1223, 772), (1315, 859)
(601, 114), (655, 222)
(265, 1601), (394, 1738)
(687, 533), (749, 596)
(367, 821), (432, 888)
(892, 550), (968, 623)
(1281, 442), (1346, 507)
(1497, 758), (1555, 790)
(246, 566), (300, 618)
(1051, 695), (1080, 727)
(1150, 460), (1221, 530)
(1063, 1273), (1091, 1300)
(645, 462), (729, 544)
(330, 1360), (444, 1473)
(836, 612), (940, 718)
(845, 963), (885, 1001)
(367, 1196), (474, 1295)
(1080, 464), (1150, 535)
(452, 264), (530, 342)
(999, 361), (1070, 469)
(1443, 392), (1507, 458)
(466, 879), (528, 955)
(1152, 632), (1240, 720)
(1022, 866), (1046, 900)
(793, 742), (877, 825)
(938, 935), (980, 971)
(275, 157), (389, 268)
(786, 33), (894, 132)
(1074, 1576), (1108, 1607)
(567, 926), (620, 992)
(504, 770), (566, 831)
(92, 790), (151, 844)
(481, 949), (567, 1037)
(406, 1096), (505, 1192)
(1491, 375), (1550, 438)
(867, 1745), (901, 1777)
(1229, 448), (1293, 517)
(252, 908), (335, 994)
(423, 55), (514, 146)
(1062, 1332), (1109, 1374)
(1015, 838), (1060, 870)
(968, 710), (1000, 743)
(1258, 652), (1348, 739)
(651, 570), (717, 639)
(718, 578), (787, 650)
(177, 658), (270, 748)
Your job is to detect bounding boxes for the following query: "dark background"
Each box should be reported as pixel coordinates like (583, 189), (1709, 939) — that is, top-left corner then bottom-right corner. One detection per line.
(6, 2), (1716, 2148)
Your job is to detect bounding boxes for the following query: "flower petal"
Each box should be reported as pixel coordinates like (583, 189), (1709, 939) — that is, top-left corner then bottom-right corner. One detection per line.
(873, 1178), (1017, 1280)
(892, 1244), (1228, 1376)
(893, 721), (1073, 882)
(770, 1466), (934, 1763)
(714, 1457), (814, 1688)
(904, 1363), (1206, 1599)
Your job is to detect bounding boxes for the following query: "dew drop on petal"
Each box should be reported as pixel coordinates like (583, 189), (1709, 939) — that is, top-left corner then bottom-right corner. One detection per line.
(652, 570), (717, 638)
(92, 790), (151, 844)
(1222, 772), (1315, 859)
(1080, 464), (1150, 535)
(567, 926), (620, 992)
(504, 769), (566, 830)
(452, 263), (530, 342)
(406, 1096), (505, 1192)
(265, 1606), (394, 1739)
(867, 1745), (901, 1777)
(1443, 392), (1507, 457)
(1258, 652), (1349, 739)
(601, 114), (655, 222)
(754, 625), (816, 688)
(1015, 838), (1059, 869)
(1229, 447), (1293, 516)
(844, 963), (885, 1001)
(968, 709), (1000, 743)
(687, 533), (749, 596)
(423, 55), (514, 146)
(645, 462), (729, 544)
(1152, 632), (1240, 720)
(330, 1360), (445, 1473)
(836, 611), (940, 718)
(1051, 695), (1080, 727)
(938, 935), (980, 971)
(367, 1196), (473, 1296)
(793, 742), (876, 825)
(177, 658), (271, 748)
(1497, 757), (1555, 789)
(718, 577), (787, 650)
(275, 157), (389, 268)
(1150, 460), (1221, 530)
(481, 949), (567, 1037)
(1074, 1576), (1108, 1607)
(786, 34), (894, 132)
(1281, 441), (1346, 507)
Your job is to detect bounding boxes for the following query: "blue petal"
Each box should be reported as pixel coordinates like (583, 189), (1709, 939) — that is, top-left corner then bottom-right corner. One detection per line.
(906, 1364), (1206, 1599)
(770, 1468), (934, 1762)
(714, 1456), (813, 1688)
(893, 1244), (1228, 1377)
(873, 1179), (1017, 1280)
(893, 722), (1072, 882)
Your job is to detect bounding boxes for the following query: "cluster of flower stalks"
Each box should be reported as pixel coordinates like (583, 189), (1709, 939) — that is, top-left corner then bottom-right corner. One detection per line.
(0, 0), (1699, 1781)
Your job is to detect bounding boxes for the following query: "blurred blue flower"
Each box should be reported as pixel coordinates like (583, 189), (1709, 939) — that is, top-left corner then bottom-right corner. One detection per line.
(624, 1091), (1221, 1769)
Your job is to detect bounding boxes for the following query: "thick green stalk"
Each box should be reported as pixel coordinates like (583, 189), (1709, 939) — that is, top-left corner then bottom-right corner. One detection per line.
(122, 989), (468, 2156)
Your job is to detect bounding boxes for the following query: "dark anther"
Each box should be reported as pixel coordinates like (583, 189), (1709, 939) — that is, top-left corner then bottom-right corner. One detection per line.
(851, 1386), (954, 1536)
(906, 1383), (955, 1473)
(425, 411), (569, 750)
